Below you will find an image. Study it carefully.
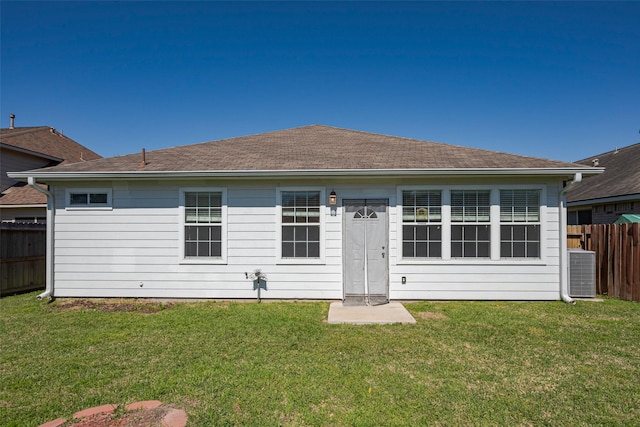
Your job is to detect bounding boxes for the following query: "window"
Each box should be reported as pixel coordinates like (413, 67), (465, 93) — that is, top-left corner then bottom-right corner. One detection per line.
(500, 189), (541, 258)
(568, 208), (592, 225)
(451, 190), (491, 258)
(402, 190), (442, 258)
(66, 189), (111, 209)
(281, 191), (321, 258)
(184, 191), (222, 258)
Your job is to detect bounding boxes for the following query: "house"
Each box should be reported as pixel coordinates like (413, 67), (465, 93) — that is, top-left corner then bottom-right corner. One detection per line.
(0, 115), (102, 223)
(8, 125), (602, 303)
(567, 142), (640, 224)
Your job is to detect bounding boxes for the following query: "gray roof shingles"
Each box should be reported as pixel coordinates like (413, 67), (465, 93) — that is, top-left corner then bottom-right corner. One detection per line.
(24, 125), (591, 175)
(567, 142), (640, 203)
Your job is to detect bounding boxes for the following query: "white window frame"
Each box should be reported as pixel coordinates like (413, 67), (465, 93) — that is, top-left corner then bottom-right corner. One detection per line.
(276, 187), (325, 265)
(499, 189), (543, 259)
(450, 189), (492, 259)
(397, 185), (547, 265)
(400, 189), (443, 259)
(179, 187), (227, 265)
(65, 188), (112, 210)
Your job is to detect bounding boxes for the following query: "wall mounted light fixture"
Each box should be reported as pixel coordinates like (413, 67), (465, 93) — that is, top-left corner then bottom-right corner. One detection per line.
(329, 190), (337, 206)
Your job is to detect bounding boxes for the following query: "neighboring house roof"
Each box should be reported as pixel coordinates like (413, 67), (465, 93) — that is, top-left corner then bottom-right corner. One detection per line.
(10, 125), (600, 180)
(567, 142), (640, 205)
(1, 126), (102, 207)
(0, 183), (47, 205)
(0, 126), (101, 165)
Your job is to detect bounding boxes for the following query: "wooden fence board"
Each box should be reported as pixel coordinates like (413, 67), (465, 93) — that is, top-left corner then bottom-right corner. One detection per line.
(0, 224), (46, 296)
(567, 223), (639, 302)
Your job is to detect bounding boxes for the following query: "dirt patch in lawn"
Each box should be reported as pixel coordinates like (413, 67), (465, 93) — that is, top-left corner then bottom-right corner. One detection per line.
(49, 299), (174, 314)
(63, 405), (173, 427)
(414, 311), (449, 320)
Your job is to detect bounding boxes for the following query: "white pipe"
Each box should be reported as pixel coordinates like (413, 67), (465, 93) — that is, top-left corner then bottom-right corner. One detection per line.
(27, 177), (54, 300)
(558, 173), (582, 304)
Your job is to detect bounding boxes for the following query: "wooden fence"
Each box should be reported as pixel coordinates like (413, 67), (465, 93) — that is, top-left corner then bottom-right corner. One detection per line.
(0, 223), (46, 296)
(567, 223), (640, 302)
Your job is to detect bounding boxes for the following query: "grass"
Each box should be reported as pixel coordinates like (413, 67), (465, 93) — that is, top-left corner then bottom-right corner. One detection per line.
(1, 293), (639, 426)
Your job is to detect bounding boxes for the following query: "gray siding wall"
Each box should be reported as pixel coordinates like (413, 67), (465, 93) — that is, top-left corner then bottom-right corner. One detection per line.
(591, 200), (640, 224)
(50, 177), (563, 300)
(1, 150), (51, 191)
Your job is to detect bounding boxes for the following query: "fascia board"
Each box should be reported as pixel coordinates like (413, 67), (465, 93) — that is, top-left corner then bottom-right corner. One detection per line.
(9, 167), (604, 181)
(567, 193), (640, 207)
(0, 204), (46, 208)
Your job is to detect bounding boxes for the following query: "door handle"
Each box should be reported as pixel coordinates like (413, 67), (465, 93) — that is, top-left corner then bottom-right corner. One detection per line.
(382, 252), (385, 258)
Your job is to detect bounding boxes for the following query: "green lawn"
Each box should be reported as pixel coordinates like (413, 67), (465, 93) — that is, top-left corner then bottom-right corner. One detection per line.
(1, 293), (639, 426)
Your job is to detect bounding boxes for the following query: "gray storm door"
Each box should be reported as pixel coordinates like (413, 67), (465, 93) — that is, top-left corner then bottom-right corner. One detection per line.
(343, 199), (389, 306)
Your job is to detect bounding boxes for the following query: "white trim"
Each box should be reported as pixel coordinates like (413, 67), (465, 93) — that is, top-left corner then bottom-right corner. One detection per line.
(276, 187), (326, 265)
(396, 184), (547, 265)
(568, 193), (640, 207)
(178, 187), (228, 265)
(8, 167), (604, 181)
(490, 190), (501, 261)
(64, 188), (112, 210)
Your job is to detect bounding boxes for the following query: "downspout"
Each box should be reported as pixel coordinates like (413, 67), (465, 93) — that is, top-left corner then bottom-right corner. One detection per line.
(558, 173), (582, 304)
(27, 177), (55, 300)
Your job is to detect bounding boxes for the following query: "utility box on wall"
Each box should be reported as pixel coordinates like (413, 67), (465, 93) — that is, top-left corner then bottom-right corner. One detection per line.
(568, 249), (596, 298)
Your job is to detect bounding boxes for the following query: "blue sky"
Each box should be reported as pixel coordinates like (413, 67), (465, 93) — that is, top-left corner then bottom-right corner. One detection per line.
(2, 1), (638, 162)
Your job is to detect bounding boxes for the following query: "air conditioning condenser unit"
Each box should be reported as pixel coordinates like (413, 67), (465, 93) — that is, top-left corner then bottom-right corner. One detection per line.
(568, 249), (596, 298)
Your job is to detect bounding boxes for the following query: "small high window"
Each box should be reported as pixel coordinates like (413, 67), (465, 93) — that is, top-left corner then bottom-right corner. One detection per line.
(66, 189), (111, 209)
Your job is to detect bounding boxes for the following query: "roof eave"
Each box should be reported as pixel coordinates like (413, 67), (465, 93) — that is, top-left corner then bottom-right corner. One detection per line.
(0, 204), (47, 208)
(0, 142), (64, 163)
(567, 193), (640, 207)
(8, 167), (604, 181)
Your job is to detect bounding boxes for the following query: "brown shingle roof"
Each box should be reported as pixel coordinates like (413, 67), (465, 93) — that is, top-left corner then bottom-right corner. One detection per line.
(0, 126), (101, 164)
(567, 142), (640, 203)
(1, 126), (102, 206)
(0, 183), (47, 206)
(26, 125), (590, 175)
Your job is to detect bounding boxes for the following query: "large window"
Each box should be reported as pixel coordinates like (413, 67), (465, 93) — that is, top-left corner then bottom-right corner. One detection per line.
(281, 191), (321, 258)
(451, 190), (491, 258)
(400, 187), (544, 262)
(500, 189), (541, 258)
(402, 190), (442, 258)
(184, 191), (222, 258)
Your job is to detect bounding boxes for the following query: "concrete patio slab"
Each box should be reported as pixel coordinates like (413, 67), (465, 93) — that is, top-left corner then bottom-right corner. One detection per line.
(328, 301), (416, 324)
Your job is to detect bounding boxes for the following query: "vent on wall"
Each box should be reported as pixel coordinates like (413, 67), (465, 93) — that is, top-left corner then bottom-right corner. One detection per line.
(568, 249), (596, 298)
